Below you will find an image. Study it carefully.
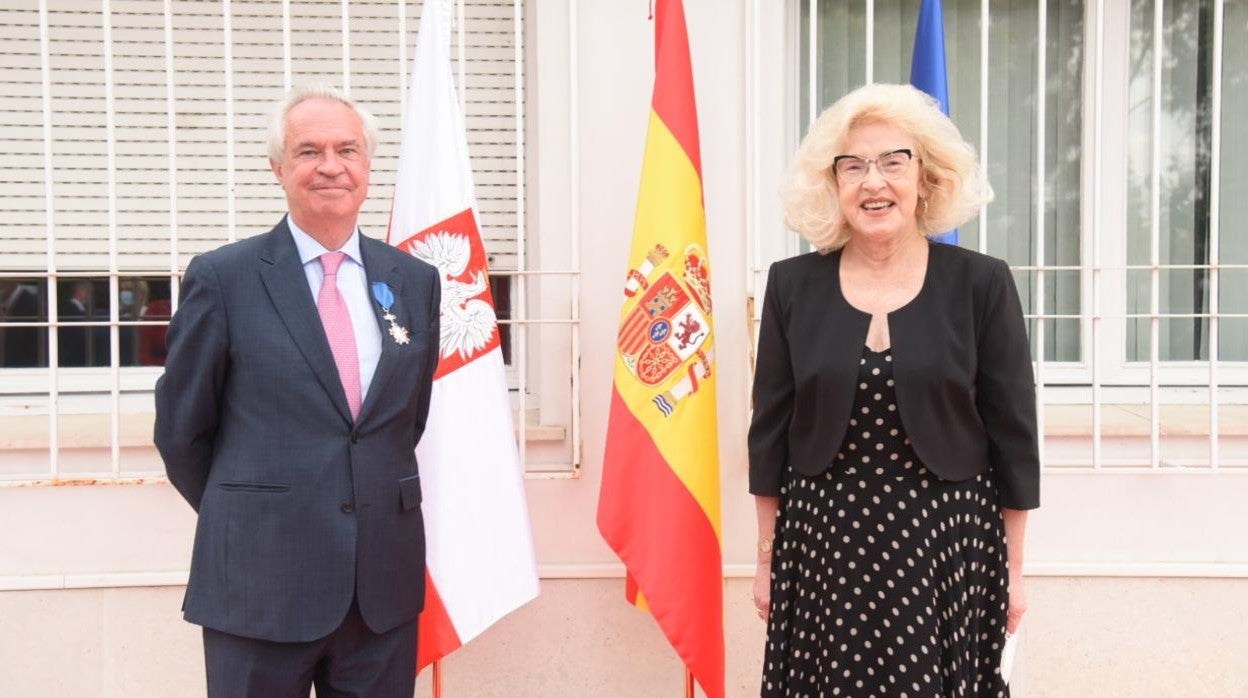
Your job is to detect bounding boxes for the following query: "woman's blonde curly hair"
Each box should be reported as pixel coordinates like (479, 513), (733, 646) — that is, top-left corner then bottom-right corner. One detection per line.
(782, 83), (993, 252)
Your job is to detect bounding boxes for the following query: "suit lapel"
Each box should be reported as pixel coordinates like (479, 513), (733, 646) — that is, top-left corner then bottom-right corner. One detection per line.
(258, 220), (355, 426)
(357, 236), (405, 425)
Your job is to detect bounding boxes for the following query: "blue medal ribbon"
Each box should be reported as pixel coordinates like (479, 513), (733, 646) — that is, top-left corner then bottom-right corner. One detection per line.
(371, 281), (395, 312)
(371, 281), (411, 345)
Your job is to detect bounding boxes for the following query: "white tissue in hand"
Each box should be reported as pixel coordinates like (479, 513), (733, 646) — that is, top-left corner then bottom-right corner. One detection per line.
(1000, 631), (1020, 684)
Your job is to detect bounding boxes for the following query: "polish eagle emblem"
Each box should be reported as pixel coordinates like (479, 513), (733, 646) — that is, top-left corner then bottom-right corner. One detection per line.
(410, 231), (498, 361)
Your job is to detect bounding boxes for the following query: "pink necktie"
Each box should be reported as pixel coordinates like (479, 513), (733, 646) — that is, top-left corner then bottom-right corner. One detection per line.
(317, 252), (361, 419)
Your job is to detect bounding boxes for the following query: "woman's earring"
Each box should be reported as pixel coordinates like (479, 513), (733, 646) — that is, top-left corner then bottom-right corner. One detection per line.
(921, 198), (930, 217)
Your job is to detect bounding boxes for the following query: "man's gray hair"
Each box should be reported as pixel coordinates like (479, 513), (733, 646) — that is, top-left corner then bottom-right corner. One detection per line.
(267, 84), (380, 163)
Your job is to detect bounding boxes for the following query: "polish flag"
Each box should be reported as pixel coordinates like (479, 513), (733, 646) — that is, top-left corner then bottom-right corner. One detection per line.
(386, 0), (539, 671)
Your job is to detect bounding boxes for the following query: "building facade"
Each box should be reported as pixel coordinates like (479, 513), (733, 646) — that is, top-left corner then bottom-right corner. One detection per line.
(1, 1), (1245, 695)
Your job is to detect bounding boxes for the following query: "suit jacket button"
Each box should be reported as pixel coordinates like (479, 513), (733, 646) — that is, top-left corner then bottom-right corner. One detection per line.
(350, 432), (360, 444)
(341, 502), (354, 514)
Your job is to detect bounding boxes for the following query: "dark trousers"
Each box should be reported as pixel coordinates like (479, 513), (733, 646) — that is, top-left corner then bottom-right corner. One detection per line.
(202, 600), (417, 698)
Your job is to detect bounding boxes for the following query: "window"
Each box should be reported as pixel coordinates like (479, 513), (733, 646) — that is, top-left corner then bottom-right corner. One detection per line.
(785, 0), (1248, 468)
(799, 0), (1084, 363)
(795, 0), (1247, 388)
(0, 0), (578, 481)
(1123, 0), (1248, 366)
(0, 276), (172, 369)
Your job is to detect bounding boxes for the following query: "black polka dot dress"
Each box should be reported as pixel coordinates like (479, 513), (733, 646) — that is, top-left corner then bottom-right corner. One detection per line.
(761, 347), (1010, 697)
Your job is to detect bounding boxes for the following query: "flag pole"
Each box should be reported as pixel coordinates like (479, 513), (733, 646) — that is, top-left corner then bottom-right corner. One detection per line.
(432, 659), (443, 698)
(685, 668), (695, 697)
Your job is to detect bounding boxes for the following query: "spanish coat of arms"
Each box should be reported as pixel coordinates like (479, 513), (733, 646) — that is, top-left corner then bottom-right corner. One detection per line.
(617, 243), (714, 417)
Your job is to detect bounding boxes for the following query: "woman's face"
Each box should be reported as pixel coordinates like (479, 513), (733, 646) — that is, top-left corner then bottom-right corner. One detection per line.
(835, 121), (927, 244)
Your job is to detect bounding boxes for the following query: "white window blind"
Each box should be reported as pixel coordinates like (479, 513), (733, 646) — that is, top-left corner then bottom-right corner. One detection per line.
(0, 0), (521, 272)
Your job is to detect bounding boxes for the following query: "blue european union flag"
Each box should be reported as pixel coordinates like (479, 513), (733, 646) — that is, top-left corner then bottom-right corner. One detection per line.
(909, 0), (957, 246)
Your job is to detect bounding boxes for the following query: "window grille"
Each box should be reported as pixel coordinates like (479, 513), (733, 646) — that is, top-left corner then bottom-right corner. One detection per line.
(768, 0), (1248, 472)
(0, 0), (581, 484)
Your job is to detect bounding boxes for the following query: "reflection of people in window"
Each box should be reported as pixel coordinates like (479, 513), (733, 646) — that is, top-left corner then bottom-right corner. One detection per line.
(58, 281), (91, 367)
(118, 279), (148, 366)
(2, 281), (43, 367)
(138, 294), (171, 366)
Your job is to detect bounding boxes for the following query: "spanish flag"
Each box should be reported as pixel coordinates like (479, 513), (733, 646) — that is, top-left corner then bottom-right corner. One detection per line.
(595, 1), (724, 696)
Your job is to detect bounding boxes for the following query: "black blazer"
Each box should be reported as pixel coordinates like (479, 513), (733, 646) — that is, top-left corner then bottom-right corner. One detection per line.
(748, 242), (1040, 510)
(155, 218), (441, 642)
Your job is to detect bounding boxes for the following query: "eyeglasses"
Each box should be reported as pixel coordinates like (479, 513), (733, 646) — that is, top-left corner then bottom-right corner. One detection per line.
(831, 148), (915, 183)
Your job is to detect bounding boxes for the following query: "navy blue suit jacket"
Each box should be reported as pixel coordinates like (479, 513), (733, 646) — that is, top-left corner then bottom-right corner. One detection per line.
(748, 242), (1040, 510)
(155, 218), (441, 642)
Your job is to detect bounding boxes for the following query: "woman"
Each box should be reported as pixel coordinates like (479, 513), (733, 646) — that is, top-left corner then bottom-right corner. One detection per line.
(118, 278), (149, 366)
(749, 83), (1039, 697)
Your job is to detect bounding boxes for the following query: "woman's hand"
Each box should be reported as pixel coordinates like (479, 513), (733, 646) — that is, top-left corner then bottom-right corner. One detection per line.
(1006, 572), (1027, 634)
(1001, 508), (1029, 635)
(752, 561), (771, 623)
(752, 496), (781, 623)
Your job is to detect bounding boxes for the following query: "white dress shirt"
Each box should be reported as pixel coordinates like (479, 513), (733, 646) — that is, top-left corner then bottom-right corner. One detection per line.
(287, 216), (383, 404)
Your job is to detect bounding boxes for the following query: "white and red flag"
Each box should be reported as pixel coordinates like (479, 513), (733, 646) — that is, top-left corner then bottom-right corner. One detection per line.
(387, 0), (539, 671)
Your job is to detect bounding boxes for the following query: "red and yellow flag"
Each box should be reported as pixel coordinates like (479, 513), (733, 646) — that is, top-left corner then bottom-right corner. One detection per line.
(596, 1), (723, 696)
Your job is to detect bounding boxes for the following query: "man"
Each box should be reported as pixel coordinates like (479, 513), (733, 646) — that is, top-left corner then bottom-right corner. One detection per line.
(58, 280), (91, 367)
(155, 84), (440, 697)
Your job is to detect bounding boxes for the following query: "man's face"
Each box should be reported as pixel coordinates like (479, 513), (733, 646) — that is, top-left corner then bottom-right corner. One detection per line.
(270, 98), (371, 234)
